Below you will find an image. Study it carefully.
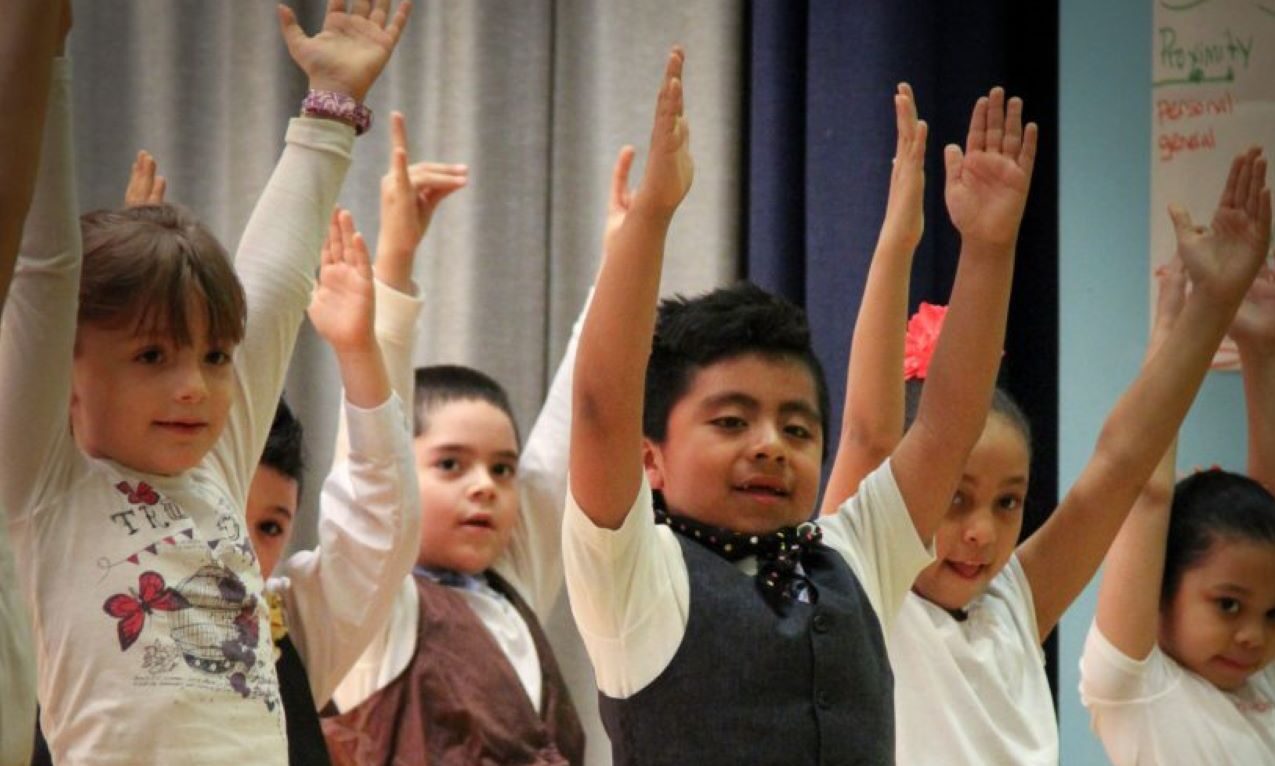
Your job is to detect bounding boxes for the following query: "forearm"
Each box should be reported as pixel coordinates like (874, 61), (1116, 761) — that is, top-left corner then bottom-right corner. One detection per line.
(222, 117), (354, 495)
(0, 58), (80, 515)
(1238, 345), (1275, 492)
(822, 234), (913, 516)
(895, 242), (1014, 540)
(334, 344), (392, 411)
(570, 207), (670, 529)
(1023, 290), (1238, 635)
(1092, 440), (1176, 659)
(0, 2), (62, 312)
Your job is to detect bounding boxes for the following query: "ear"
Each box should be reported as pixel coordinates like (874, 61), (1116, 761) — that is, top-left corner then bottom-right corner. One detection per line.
(642, 438), (665, 490)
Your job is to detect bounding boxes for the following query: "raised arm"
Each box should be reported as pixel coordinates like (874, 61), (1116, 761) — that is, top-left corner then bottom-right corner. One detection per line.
(1230, 265), (1275, 493)
(1091, 261), (1186, 658)
(0, 48), (81, 517)
(889, 88), (1037, 544)
(570, 48), (693, 529)
(821, 84), (927, 517)
(0, 0), (68, 314)
(330, 110), (466, 465)
(1021, 148), (1271, 639)
(283, 208), (421, 705)
(218, 0), (410, 498)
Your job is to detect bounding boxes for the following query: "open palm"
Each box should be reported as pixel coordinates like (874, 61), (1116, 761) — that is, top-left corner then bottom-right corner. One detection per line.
(944, 88), (1037, 249)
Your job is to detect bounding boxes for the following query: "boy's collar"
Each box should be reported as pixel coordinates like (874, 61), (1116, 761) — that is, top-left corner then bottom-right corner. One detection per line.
(414, 565), (486, 593)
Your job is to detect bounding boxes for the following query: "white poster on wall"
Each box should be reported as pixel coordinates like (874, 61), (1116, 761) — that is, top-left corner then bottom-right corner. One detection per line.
(1151, 0), (1275, 370)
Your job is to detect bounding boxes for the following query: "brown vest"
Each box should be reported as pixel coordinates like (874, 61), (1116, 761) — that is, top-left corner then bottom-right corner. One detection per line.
(321, 572), (584, 766)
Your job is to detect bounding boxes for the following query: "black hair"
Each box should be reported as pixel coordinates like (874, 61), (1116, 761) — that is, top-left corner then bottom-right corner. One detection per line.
(904, 379), (1033, 455)
(413, 365), (521, 445)
(1161, 469), (1275, 605)
(643, 282), (830, 459)
(260, 398), (305, 498)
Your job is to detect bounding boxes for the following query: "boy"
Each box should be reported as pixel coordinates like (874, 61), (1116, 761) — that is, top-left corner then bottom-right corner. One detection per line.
(564, 48), (1038, 764)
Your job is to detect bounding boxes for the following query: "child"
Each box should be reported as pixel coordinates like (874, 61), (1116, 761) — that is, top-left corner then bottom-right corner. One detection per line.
(320, 117), (591, 766)
(564, 48), (1036, 765)
(823, 83), (1270, 759)
(0, 3), (410, 761)
(0, 3), (69, 763)
(1082, 195), (1275, 761)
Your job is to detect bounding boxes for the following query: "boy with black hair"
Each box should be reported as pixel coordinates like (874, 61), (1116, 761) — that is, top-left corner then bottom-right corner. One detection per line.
(565, 48), (1038, 764)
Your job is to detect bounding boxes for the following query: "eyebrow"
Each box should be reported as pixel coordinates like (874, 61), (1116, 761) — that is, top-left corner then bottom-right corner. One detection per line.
(268, 505), (294, 520)
(431, 444), (520, 461)
(701, 391), (821, 424)
(1213, 583), (1253, 597)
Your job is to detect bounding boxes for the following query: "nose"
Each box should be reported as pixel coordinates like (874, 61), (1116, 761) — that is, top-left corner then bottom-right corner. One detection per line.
(173, 358), (208, 403)
(962, 507), (996, 548)
(467, 466), (497, 501)
(1236, 618), (1269, 651)
(751, 422), (787, 463)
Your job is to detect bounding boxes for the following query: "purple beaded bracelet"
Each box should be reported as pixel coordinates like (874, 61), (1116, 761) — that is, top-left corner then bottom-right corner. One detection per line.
(301, 89), (372, 135)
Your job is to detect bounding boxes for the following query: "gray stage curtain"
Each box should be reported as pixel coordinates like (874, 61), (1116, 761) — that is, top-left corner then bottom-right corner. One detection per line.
(68, 2), (741, 763)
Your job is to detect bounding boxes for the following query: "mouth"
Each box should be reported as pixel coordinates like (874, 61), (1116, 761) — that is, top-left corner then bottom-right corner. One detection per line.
(460, 513), (494, 531)
(154, 420), (207, 436)
(734, 478), (791, 505)
(1214, 655), (1261, 675)
(945, 561), (986, 580)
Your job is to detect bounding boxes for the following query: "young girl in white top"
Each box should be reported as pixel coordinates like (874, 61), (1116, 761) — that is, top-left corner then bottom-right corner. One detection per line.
(822, 88), (1271, 763)
(1082, 191), (1275, 763)
(0, 3), (410, 762)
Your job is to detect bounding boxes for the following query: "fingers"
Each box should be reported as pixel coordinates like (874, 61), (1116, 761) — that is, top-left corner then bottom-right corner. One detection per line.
(151, 176), (167, 205)
(1246, 150), (1267, 219)
(965, 95), (988, 157)
(1235, 151), (1254, 213)
(943, 144), (963, 185)
(610, 145), (637, 210)
(276, 5), (305, 57)
(1003, 96), (1024, 159)
(369, 0), (390, 27)
(895, 83), (918, 147)
(1220, 150), (1247, 210)
(657, 47), (686, 123)
(1017, 122), (1039, 176)
(390, 110), (409, 156)
(386, 0), (412, 45)
(351, 0), (373, 17)
(985, 87), (1005, 155)
(325, 0), (344, 14)
(1154, 257), (1188, 329)
(1168, 203), (1197, 241)
(324, 207), (343, 266)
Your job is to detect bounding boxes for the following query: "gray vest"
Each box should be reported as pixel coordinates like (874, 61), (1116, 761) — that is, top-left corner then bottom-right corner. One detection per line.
(599, 534), (892, 766)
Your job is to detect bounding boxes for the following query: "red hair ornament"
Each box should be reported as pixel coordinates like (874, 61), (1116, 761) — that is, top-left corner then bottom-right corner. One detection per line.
(903, 302), (946, 381)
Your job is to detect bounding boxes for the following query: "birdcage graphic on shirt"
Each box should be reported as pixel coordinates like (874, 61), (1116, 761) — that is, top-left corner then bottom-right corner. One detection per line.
(170, 564), (255, 675)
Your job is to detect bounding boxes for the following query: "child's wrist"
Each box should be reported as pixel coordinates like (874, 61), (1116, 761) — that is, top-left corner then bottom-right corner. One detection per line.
(330, 335), (381, 359)
(301, 88), (372, 135)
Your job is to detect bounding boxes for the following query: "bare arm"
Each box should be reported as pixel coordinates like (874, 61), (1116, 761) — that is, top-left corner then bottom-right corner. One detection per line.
(1230, 267), (1275, 493)
(569, 48), (693, 530)
(821, 84), (926, 517)
(889, 88), (1038, 544)
(0, 0), (68, 314)
(1022, 149), (1272, 639)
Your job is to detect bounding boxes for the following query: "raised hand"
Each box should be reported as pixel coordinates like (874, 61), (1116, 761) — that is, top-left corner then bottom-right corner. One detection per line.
(603, 145), (637, 257)
(1230, 266), (1275, 352)
(881, 82), (927, 251)
(944, 87), (1038, 250)
(1171, 147), (1271, 305)
(309, 208), (376, 354)
(277, 0), (412, 102)
(375, 111), (467, 292)
(124, 150), (166, 207)
(632, 47), (693, 219)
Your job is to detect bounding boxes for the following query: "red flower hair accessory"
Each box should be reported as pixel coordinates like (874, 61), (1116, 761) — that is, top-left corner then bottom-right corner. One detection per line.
(903, 302), (946, 381)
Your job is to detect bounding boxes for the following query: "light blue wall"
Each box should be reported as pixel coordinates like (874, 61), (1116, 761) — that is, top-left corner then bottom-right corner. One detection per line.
(1058, 1), (1250, 763)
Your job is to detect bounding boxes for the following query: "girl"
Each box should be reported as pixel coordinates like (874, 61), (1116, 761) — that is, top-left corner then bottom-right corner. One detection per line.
(822, 85), (1271, 763)
(0, 3), (410, 762)
(1081, 260), (1275, 762)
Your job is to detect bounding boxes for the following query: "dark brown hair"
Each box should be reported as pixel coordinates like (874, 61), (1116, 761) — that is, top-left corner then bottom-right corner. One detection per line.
(78, 204), (245, 346)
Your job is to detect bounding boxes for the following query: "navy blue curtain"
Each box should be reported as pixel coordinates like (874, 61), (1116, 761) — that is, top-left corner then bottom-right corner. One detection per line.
(745, 0), (1060, 694)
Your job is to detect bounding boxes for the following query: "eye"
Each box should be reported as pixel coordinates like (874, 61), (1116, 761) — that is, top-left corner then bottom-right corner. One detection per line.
(784, 423), (813, 440)
(492, 462), (518, 480)
(996, 494), (1023, 512)
(434, 457), (462, 473)
(134, 346), (165, 364)
(950, 491), (967, 509)
(710, 416), (747, 430)
(205, 347), (233, 366)
(256, 520), (285, 538)
(1217, 597), (1241, 615)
